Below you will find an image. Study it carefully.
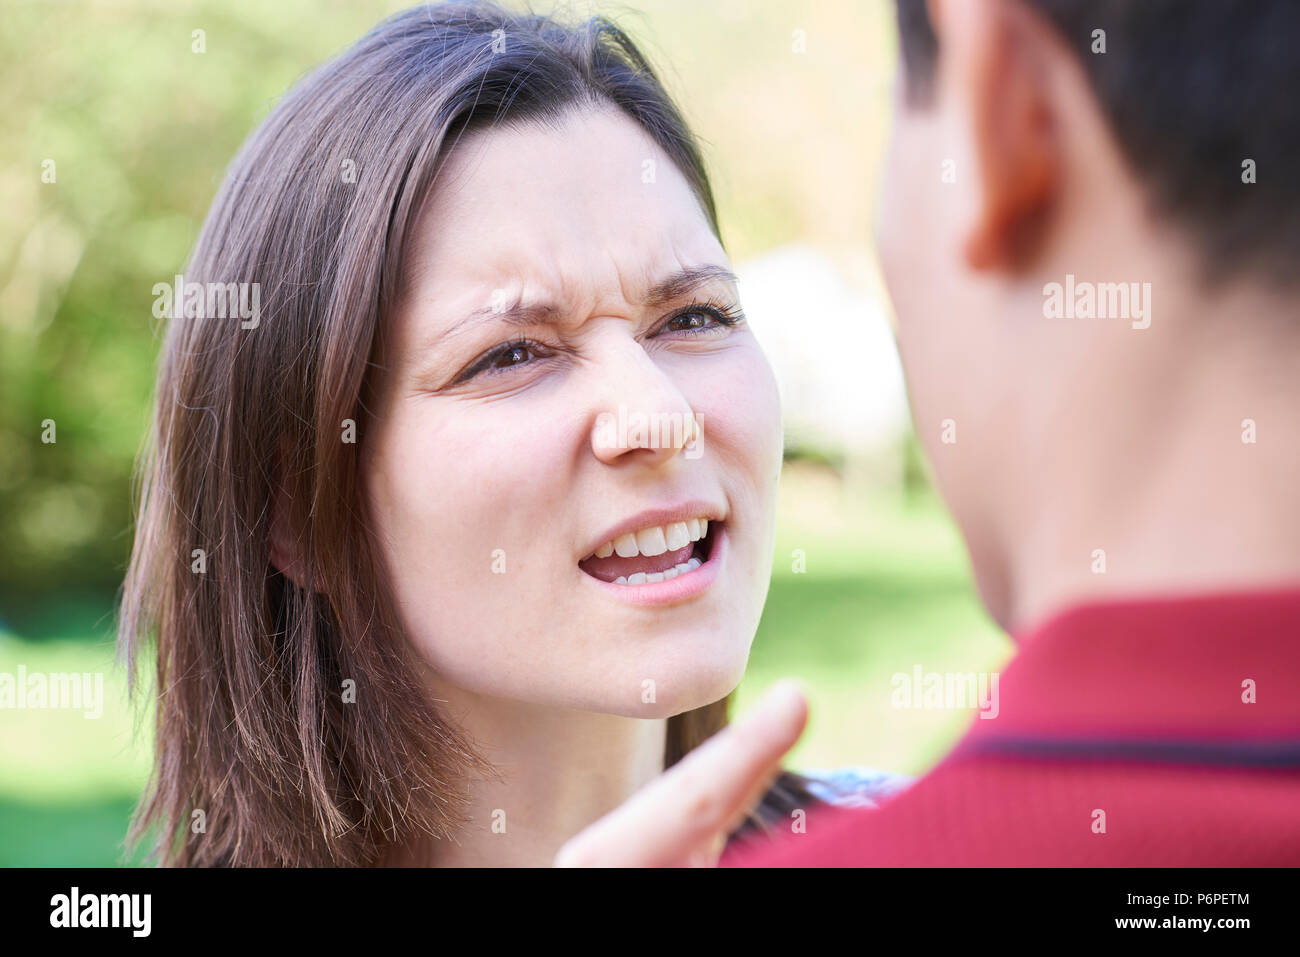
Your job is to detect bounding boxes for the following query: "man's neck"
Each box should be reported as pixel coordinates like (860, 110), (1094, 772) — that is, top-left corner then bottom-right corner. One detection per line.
(1001, 281), (1300, 634)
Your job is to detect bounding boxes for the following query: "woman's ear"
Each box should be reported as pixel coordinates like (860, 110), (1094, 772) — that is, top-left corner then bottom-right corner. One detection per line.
(268, 441), (309, 588)
(933, 0), (1061, 271)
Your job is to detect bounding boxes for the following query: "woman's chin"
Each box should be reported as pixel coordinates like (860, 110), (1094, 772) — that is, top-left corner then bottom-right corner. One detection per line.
(601, 649), (751, 719)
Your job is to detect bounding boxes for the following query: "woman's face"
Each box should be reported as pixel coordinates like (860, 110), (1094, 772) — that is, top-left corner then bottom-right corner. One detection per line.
(362, 106), (782, 718)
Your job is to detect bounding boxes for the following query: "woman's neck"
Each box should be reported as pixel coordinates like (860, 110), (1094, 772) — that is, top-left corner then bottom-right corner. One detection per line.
(400, 679), (668, 867)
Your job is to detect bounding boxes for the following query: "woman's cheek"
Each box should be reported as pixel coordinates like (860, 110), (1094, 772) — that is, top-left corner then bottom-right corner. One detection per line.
(702, 344), (782, 480)
(690, 346), (782, 574)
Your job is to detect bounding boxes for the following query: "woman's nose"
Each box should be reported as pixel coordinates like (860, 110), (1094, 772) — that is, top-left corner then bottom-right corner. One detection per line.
(588, 343), (701, 469)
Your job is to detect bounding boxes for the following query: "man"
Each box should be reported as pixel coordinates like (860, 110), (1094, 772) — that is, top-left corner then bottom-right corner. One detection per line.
(556, 0), (1300, 866)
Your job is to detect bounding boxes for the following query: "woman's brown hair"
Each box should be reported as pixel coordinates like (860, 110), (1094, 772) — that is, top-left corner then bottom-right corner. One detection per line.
(118, 0), (822, 866)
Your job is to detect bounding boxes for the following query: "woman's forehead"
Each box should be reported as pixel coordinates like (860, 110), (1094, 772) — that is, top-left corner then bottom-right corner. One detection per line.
(397, 108), (726, 333)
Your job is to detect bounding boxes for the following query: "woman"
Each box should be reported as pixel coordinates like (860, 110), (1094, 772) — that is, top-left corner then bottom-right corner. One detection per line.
(119, 0), (896, 867)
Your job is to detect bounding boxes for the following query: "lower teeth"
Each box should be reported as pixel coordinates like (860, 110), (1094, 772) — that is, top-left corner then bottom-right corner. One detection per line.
(613, 556), (702, 586)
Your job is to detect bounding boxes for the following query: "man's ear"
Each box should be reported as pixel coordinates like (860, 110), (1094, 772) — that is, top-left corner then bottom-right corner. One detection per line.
(269, 442), (309, 588)
(931, 0), (1061, 271)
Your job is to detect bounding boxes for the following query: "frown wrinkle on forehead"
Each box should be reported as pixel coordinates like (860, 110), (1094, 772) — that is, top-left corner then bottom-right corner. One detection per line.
(396, 107), (729, 352)
(423, 262), (741, 354)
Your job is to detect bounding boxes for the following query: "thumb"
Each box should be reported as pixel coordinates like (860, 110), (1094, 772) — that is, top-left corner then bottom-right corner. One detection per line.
(555, 678), (809, 867)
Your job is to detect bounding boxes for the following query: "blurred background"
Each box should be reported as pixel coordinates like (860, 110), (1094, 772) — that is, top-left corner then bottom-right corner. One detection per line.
(0, 0), (1008, 865)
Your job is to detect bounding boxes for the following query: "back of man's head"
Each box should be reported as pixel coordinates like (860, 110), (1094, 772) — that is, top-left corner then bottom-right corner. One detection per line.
(880, 0), (1300, 630)
(894, 0), (1299, 286)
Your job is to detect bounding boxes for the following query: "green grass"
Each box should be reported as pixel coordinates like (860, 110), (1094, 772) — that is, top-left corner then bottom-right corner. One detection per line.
(0, 464), (1009, 865)
(0, 629), (153, 866)
(0, 795), (147, 867)
(736, 463), (1012, 776)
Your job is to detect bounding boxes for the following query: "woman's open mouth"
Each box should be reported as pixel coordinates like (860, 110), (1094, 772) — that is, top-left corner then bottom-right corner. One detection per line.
(578, 516), (720, 585)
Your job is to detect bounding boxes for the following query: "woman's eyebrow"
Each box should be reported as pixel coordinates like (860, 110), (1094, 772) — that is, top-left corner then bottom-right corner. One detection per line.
(427, 263), (740, 353)
(423, 300), (562, 354)
(644, 264), (739, 306)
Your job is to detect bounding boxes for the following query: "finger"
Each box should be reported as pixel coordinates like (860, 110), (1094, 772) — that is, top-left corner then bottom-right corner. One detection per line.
(723, 761), (785, 836)
(554, 680), (808, 867)
(555, 681), (807, 867)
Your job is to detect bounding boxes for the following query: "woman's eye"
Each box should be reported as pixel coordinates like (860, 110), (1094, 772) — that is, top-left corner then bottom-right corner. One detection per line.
(456, 339), (549, 383)
(666, 311), (713, 332)
(661, 304), (743, 335)
(494, 343), (533, 368)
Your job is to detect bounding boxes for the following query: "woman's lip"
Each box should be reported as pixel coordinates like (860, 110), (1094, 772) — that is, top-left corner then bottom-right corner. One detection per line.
(583, 525), (726, 607)
(581, 500), (725, 560)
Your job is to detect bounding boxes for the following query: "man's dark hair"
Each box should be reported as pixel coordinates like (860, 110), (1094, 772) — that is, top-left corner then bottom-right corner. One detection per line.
(894, 0), (1299, 286)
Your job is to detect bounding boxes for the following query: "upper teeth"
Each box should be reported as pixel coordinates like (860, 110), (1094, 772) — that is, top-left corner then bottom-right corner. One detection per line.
(592, 518), (709, 559)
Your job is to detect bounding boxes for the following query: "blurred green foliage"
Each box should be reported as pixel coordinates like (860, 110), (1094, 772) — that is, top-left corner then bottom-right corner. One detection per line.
(2, 2), (392, 613)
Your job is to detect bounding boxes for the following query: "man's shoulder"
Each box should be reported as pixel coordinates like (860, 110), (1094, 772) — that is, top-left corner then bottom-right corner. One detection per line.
(721, 589), (1300, 867)
(728, 752), (1300, 867)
